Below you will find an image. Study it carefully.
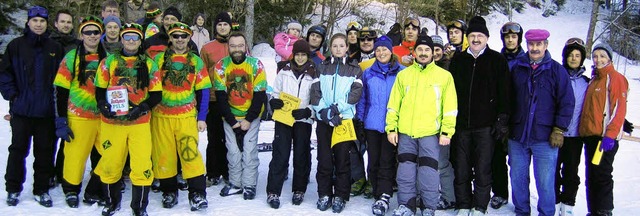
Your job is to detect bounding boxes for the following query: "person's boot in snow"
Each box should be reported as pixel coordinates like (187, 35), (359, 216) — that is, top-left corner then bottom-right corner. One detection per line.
(292, 191), (304, 205)
(102, 181), (123, 216)
(65, 192), (79, 208)
(130, 185), (149, 216)
(490, 195), (508, 209)
(161, 191), (178, 208)
(243, 186), (256, 200)
(372, 193), (391, 216)
(6, 192), (19, 206)
(316, 195), (332, 211)
(34, 191), (53, 207)
(220, 183), (243, 196)
(392, 204), (414, 216)
(332, 196), (346, 213)
(267, 193), (280, 209)
(189, 191), (208, 211)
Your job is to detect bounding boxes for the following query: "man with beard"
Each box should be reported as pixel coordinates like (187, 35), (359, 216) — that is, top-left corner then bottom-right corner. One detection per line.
(387, 35), (457, 216)
(306, 25), (326, 65)
(51, 10), (80, 53)
(509, 29), (574, 216)
(448, 16), (511, 215)
(1, 6), (64, 207)
(200, 11), (233, 187)
(213, 32), (267, 200)
(144, 6), (198, 58)
(150, 22), (211, 211)
(101, 15), (123, 54)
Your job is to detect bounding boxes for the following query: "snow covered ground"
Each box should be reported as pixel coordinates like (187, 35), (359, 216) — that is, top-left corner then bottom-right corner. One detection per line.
(1, 0), (639, 215)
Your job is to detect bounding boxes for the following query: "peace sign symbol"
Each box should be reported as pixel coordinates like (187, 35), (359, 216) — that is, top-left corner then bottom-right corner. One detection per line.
(179, 136), (199, 162)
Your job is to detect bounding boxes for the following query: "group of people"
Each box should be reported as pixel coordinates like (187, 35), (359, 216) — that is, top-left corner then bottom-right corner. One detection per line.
(0, 2), (632, 216)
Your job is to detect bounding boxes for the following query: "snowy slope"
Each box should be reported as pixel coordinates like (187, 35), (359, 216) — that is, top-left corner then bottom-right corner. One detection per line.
(1, 0), (639, 215)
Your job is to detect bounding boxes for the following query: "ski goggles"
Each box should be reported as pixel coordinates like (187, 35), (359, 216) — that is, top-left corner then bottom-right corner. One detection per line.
(404, 18), (420, 29)
(122, 34), (141, 41)
(447, 20), (466, 30)
(347, 21), (362, 32)
(500, 22), (522, 34)
(358, 29), (377, 40)
(28, 6), (49, 19)
(565, 37), (585, 47)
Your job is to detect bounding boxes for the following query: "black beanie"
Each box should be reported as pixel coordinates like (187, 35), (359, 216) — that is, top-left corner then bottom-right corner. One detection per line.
(292, 40), (311, 56)
(163, 6), (182, 21)
(562, 43), (587, 68)
(414, 35), (434, 51)
(214, 12), (232, 26)
(466, 16), (489, 37)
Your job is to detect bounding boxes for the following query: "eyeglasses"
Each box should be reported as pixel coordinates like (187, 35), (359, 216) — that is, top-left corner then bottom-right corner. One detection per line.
(447, 20), (466, 29)
(82, 30), (102, 36)
(404, 18), (419, 28)
(500, 22), (522, 34)
(122, 34), (141, 41)
(171, 34), (189, 39)
(565, 37), (585, 47)
(28, 6), (48, 18)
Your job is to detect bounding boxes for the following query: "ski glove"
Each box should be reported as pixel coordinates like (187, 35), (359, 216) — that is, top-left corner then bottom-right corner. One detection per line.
(55, 117), (74, 142)
(269, 98), (284, 110)
(234, 128), (247, 152)
(291, 108), (312, 120)
(549, 127), (564, 148)
(491, 114), (509, 142)
(98, 100), (116, 118)
(319, 104), (339, 126)
(126, 102), (150, 121)
(623, 119), (634, 134)
(601, 136), (615, 152)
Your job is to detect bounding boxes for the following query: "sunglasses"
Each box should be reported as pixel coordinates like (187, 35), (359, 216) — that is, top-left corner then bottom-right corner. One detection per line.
(122, 34), (141, 41)
(360, 38), (375, 42)
(500, 22), (522, 34)
(447, 20), (466, 29)
(171, 34), (189, 39)
(28, 6), (48, 18)
(565, 37), (585, 47)
(82, 30), (102, 36)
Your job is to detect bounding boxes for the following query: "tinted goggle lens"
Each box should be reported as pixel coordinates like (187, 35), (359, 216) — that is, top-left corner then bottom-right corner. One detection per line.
(28, 7), (48, 18)
(565, 38), (585, 47)
(500, 23), (522, 34)
(123, 34), (141, 41)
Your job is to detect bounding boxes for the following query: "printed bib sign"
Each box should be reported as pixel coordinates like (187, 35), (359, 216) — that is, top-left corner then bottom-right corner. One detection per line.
(107, 86), (129, 116)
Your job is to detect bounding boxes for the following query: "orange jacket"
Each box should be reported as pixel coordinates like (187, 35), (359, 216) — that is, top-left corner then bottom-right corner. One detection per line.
(392, 40), (416, 67)
(200, 39), (229, 101)
(579, 64), (629, 139)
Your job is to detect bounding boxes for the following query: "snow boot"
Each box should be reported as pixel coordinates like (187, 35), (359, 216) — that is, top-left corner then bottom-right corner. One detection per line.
(489, 195), (508, 209)
(292, 191), (304, 205)
(392, 204), (415, 216)
(161, 191), (178, 208)
(189, 192), (208, 211)
(130, 185), (149, 216)
(332, 196), (346, 213)
(220, 183), (243, 196)
(34, 192), (53, 207)
(316, 195), (332, 211)
(243, 186), (256, 200)
(102, 181), (123, 216)
(372, 193), (391, 216)
(6, 192), (19, 206)
(65, 192), (79, 208)
(267, 193), (280, 209)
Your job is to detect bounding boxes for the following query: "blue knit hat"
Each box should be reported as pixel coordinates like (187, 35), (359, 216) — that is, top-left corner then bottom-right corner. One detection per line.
(103, 15), (121, 28)
(374, 35), (393, 51)
(430, 35), (444, 49)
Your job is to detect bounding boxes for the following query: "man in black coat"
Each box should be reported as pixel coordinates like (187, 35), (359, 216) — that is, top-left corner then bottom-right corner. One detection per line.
(0, 5), (64, 207)
(448, 16), (511, 215)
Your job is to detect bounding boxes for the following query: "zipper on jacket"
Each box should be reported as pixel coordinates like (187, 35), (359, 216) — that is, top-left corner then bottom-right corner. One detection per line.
(332, 63), (339, 104)
(468, 59), (477, 128)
